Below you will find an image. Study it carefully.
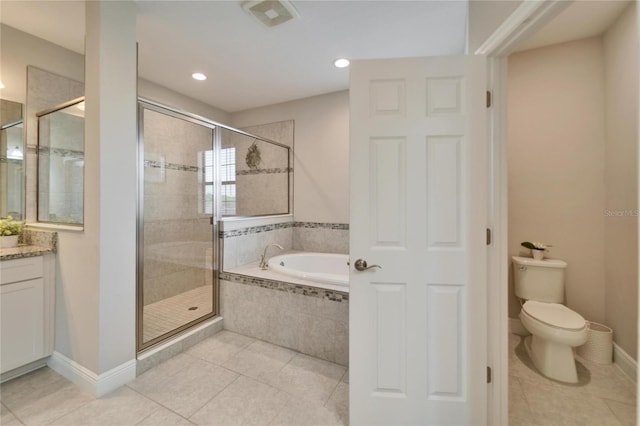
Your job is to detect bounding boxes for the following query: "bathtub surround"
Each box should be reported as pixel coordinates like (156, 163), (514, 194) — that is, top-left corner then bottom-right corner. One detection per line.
(221, 219), (349, 271)
(292, 222), (349, 254)
(219, 214), (349, 365)
(220, 270), (348, 303)
(220, 278), (348, 366)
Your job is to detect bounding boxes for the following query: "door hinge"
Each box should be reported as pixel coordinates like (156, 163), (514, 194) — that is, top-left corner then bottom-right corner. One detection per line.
(487, 366), (492, 383)
(486, 90), (492, 108)
(486, 228), (492, 246)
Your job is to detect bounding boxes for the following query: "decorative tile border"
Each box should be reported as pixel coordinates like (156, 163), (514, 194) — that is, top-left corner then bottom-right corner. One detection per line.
(143, 162), (292, 175)
(220, 222), (293, 238)
(37, 146), (84, 158)
(144, 160), (200, 173)
(236, 167), (292, 176)
(220, 271), (348, 302)
(294, 222), (349, 230)
(220, 221), (349, 238)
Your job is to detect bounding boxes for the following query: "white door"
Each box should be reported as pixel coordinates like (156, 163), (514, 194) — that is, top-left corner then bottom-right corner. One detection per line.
(349, 55), (487, 425)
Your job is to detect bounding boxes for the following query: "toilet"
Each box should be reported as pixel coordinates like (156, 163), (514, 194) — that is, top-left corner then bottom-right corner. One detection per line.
(512, 256), (588, 383)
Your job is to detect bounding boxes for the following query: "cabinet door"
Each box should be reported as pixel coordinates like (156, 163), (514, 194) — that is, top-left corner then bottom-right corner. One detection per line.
(1, 278), (45, 373)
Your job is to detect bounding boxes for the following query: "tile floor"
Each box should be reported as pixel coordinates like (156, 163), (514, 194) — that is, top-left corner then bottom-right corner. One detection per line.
(143, 286), (213, 342)
(0, 331), (348, 426)
(2, 330), (636, 425)
(509, 333), (637, 426)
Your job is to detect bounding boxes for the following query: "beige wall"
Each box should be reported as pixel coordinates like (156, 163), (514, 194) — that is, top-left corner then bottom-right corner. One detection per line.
(603, 2), (638, 360)
(0, 24), (85, 104)
(138, 78), (229, 124)
(230, 91), (350, 224)
(508, 37), (607, 323)
(467, 0), (523, 53)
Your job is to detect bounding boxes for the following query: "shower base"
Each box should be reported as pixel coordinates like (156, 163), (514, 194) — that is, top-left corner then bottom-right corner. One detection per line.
(143, 285), (213, 342)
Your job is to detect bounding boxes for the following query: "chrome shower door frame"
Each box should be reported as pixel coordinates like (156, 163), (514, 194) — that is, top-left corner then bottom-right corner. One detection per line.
(136, 99), (221, 352)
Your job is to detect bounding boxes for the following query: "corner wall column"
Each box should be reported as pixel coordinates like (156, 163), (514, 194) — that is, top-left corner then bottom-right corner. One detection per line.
(85, 0), (137, 393)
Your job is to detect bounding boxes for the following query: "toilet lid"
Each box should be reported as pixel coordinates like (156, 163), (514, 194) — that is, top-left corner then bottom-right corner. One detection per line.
(522, 301), (586, 330)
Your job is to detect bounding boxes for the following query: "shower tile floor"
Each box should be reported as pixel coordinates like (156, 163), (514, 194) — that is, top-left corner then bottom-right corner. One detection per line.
(509, 333), (636, 426)
(0, 330), (348, 425)
(143, 286), (213, 342)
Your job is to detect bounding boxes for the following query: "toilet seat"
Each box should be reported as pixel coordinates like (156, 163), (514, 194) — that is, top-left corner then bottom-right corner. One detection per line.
(522, 300), (586, 331)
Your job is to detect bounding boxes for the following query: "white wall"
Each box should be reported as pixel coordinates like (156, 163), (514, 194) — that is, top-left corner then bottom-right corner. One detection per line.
(508, 37), (607, 323)
(230, 90), (349, 224)
(0, 24), (85, 103)
(86, 0), (138, 375)
(603, 2), (638, 360)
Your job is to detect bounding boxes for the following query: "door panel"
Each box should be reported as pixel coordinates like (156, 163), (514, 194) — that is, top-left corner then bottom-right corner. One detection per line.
(349, 55), (487, 425)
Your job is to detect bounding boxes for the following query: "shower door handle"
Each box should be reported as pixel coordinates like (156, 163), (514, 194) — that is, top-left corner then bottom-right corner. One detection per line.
(354, 259), (381, 271)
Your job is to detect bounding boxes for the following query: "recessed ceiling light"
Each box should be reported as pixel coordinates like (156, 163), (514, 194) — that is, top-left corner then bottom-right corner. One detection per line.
(192, 72), (207, 81)
(333, 58), (350, 68)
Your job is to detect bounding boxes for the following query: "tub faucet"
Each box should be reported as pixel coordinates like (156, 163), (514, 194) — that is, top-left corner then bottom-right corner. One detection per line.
(259, 243), (283, 270)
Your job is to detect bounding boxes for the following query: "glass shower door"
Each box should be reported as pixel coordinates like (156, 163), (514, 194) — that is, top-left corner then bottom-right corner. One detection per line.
(138, 103), (217, 350)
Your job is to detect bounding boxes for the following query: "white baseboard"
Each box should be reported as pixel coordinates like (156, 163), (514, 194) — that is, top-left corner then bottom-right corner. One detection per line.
(613, 343), (637, 383)
(48, 351), (136, 397)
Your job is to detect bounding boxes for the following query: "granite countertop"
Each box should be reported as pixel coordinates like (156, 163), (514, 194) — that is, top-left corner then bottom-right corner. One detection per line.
(0, 229), (58, 261)
(0, 244), (56, 261)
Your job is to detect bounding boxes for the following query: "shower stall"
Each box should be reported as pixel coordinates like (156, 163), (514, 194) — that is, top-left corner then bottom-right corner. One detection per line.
(137, 99), (290, 351)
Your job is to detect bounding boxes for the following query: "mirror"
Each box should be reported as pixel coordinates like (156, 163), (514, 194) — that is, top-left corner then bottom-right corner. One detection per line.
(37, 97), (85, 225)
(219, 128), (290, 216)
(0, 99), (25, 220)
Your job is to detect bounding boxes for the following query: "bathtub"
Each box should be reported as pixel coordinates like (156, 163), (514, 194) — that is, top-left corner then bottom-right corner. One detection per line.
(267, 252), (349, 286)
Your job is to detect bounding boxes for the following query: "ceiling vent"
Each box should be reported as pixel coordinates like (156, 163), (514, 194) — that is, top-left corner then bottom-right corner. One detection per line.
(241, 1), (299, 28)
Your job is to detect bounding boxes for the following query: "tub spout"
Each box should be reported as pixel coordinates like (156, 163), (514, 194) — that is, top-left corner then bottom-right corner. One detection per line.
(259, 243), (284, 270)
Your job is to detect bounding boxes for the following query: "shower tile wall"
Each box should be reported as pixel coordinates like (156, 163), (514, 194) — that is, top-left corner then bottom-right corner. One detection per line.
(237, 120), (294, 215)
(142, 110), (214, 304)
(25, 66), (84, 222)
(293, 223), (349, 254)
(221, 130), (289, 216)
(37, 112), (85, 223)
(221, 222), (293, 270)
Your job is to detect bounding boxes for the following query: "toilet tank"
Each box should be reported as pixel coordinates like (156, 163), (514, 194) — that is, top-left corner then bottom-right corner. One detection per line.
(512, 256), (567, 303)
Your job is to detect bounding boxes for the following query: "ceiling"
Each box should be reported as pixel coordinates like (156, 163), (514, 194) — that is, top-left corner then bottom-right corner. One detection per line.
(0, 1), (632, 112)
(0, 0), (467, 112)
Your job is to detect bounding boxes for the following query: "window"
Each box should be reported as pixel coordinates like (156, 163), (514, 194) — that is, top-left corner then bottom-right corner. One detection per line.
(202, 147), (236, 216)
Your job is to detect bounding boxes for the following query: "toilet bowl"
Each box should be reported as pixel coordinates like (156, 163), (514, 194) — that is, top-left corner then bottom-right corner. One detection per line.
(519, 300), (588, 383)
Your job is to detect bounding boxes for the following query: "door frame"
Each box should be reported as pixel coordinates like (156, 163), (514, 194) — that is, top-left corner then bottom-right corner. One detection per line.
(475, 1), (573, 424)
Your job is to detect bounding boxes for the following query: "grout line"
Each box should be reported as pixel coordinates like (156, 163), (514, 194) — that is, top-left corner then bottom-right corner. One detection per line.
(1, 401), (26, 426)
(187, 374), (242, 422)
(126, 385), (195, 425)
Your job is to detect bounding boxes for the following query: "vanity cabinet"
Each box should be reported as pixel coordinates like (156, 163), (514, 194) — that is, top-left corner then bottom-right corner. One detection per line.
(0, 255), (55, 377)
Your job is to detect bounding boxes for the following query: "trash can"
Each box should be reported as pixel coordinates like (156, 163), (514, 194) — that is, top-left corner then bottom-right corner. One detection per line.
(576, 321), (613, 364)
